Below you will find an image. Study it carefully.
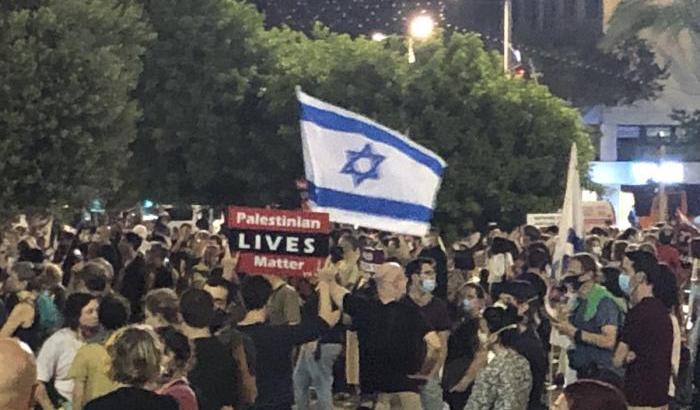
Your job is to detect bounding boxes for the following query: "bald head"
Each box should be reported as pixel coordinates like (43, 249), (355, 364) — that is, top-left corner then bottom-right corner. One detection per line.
(0, 338), (37, 410)
(374, 262), (407, 303)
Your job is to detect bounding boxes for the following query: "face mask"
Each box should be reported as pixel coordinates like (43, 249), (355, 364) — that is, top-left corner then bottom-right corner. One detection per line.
(618, 274), (632, 296)
(420, 279), (436, 293)
(563, 275), (585, 292)
(566, 292), (578, 311)
(462, 298), (475, 314)
(478, 330), (489, 345)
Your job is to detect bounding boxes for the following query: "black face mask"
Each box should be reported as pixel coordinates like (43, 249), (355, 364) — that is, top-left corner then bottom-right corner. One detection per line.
(210, 309), (228, 333)
(563, 274), (585, 292)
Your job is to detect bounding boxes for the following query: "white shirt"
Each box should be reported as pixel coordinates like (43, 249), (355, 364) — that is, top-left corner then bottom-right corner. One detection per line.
(36, 328), (84, 400)
(487, 253), (513, 284)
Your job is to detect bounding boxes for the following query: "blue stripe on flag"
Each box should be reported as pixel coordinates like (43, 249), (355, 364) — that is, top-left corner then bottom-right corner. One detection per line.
(307, 183), (433, 222)
(300, 102), (444, 177)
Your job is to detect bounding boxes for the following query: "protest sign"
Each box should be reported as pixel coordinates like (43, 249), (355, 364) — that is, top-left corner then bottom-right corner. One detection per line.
(227, 206), (330, 276)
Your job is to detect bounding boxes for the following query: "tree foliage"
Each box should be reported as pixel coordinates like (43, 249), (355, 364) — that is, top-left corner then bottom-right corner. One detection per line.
(256, 27), (594, 235)
(0, 0), (152, 217)
(127, 0), (272, 207)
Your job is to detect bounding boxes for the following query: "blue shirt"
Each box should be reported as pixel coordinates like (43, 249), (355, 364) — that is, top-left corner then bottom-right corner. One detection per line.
(570, 297), (623, 374)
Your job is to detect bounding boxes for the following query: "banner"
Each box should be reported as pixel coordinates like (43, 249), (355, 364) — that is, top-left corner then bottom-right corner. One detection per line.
(227, 206), (330, 277)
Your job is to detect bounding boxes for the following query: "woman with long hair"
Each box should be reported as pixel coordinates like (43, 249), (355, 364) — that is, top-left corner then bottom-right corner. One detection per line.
(35, 293), (98, 409)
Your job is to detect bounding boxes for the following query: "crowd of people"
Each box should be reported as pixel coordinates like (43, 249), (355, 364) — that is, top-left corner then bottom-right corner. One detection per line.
(0, 211), (699, 410)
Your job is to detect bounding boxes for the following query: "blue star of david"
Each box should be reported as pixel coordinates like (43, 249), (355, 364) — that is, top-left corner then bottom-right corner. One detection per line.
(340, 143), (386, 186)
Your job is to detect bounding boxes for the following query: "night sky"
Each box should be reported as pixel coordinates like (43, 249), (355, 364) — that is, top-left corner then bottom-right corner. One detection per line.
(251, 0), (452, 36)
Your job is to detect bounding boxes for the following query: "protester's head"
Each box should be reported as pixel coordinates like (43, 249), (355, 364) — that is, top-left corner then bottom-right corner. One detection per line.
(611, 240), (629, 263)
(653, 263), (679, 311)
(157, 326), (193, 378)
(405, 258), (436, 295)
(144, 288), (180, 329)
(522, 225), (541, 246)
(601, 267), (626, 299)
(586, 236), (603, 257)
(241, 275), (273, 311)
(73, 262), (108, 296)
(204, 276), (232, 312)
(38, 264), (63, 290)
(627, 250), (661, 304)
(146, 243), (168, 267)
(124, 232), (143, 252)
(339, 234), (360, 259)
(554, 379), (627, 410)
(458, 282), (485, 318)
(63, 292), (99, 332)
(0, 338), (36, 410)
(374, 262), (408, 302)
(526, 246), (549, 272)
(482, 304), (520, 349)
(658, 226), (673, 246)
(498, 280), (538, 320)
(98, 294), (130, 331)
(5, 262), (37, 293)
(562, 253), (597, 294)
(179, 288), (214, 329)
(108, 326), (162, 388)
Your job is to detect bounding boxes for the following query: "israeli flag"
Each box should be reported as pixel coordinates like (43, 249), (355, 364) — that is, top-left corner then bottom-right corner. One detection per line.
(297, 89), (447, 236)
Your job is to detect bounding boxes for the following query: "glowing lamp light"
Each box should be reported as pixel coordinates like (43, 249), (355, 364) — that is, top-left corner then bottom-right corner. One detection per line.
(408, 15), (435, 40)
(631, 162), (684, 184)
(371, 32), (388, 42)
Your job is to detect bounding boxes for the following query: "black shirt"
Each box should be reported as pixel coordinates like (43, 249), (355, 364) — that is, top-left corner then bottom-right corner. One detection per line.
(301, 291), (344, 344)
(120, 254), (146, 321)
(239, 316), (327, 408)
(513, 328), (548, 410)
(344, 293), (430, 394)
(188, 336), (238, 410)
(403, 295), (451, 333)
(84, 386), (177, 410)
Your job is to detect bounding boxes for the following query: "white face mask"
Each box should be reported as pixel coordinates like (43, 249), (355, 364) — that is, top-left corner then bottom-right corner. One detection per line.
(478, 330), (489, 345)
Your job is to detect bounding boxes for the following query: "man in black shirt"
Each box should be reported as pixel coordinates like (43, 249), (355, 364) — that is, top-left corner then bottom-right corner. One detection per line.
(403, 258), (450, 410)
(180, 289), (238, 410)
(238, 275), (340, 410)
(323, 262), (442, 409)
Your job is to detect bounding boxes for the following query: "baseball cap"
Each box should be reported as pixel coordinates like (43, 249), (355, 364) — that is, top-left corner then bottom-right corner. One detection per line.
(359, 247), (385, 273)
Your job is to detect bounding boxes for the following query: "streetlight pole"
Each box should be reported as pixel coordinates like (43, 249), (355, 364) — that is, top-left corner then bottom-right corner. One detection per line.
(503, 0), (512, 74)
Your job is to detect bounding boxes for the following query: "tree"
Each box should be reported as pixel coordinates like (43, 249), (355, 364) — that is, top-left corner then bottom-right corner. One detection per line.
(127, 0), (273, 207)
(259, 27), (594, 235)
(0, 0), (152, 217)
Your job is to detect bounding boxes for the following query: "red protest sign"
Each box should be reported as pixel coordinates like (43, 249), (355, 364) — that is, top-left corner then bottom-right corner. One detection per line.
(227, 206), (330, 277)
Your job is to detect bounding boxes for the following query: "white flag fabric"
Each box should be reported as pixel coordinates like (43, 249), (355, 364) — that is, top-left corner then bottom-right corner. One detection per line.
(552, 143), (584, 278)
(297, 89), (446, 236)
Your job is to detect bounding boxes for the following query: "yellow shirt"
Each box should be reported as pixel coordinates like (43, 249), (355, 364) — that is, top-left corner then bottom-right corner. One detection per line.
(68, 343), (118, 404)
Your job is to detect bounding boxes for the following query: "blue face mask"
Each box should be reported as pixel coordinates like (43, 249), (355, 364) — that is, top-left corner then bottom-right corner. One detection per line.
(421, 279), (437, 293)
(618, 274), (632, 296)
(462, 298), (473, 312)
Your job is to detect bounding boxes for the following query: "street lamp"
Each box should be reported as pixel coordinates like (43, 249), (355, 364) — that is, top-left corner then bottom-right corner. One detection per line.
(407, 14), (435, 64)
(371, 32), (388, 42)
(408, 15), (435, 41)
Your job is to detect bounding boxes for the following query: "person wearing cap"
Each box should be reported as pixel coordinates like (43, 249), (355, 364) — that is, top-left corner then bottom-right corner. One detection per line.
(464, 305), (532, 410)
(612, 252), (673, 410)
(0, 262), (41, 351)
(322, 262), (442, 409)
(498, 280), (548, 410)
(402, 258), (450, 410)
(553, 253), (625, 385)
